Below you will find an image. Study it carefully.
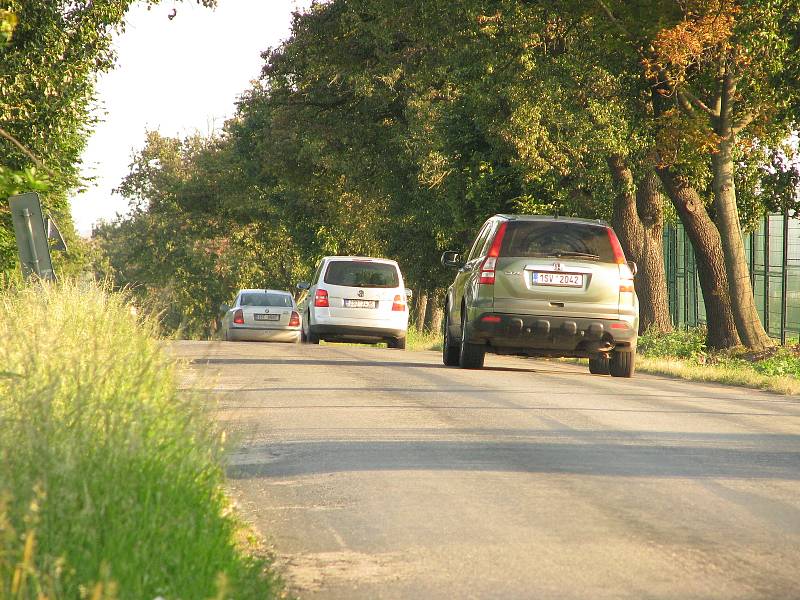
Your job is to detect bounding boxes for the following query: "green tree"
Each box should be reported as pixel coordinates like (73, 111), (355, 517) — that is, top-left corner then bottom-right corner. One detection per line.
(97, 131), (305, 337)
(589, 0), (800, 349)
(0, 0), (214, 276)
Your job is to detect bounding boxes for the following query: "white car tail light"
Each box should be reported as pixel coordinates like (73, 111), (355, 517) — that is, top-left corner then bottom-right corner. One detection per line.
(314, 289), (329, 307)
(233, 308), (244, 324)
(289, 311), (300, 326)
(391, 294), (406, 311)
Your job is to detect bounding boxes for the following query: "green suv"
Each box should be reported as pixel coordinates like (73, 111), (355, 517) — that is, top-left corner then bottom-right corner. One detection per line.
(441, 215), (639, 377)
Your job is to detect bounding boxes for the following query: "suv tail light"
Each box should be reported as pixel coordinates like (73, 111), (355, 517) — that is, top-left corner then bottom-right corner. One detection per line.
(606, 227), (635, 293)
(478, 222), (508, 285)
(289, 311), (300, 326)
(606, 227), (626, 265)
(619, 263), (635, 293)
(391, 295), (406, 311)
(314, 289), (329, 307)
(233, 308), (244, 324)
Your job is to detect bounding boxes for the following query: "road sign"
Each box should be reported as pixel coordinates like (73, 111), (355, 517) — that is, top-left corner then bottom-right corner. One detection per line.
(8, 192), (56, 281)
(45, 213), (67, 251)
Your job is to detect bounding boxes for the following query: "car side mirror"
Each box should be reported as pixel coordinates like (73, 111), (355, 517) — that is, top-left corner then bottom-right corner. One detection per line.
(441, 251), (463, 269)
(405, 288), (413, 300)
(219, 303), (230, 314)
(627, 261), (638, 277)
(296, 281), (311, 291)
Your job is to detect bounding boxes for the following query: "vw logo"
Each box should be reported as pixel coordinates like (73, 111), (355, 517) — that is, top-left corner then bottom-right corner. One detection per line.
(553, 262), (563, 271)
(357, 290), (364, 298)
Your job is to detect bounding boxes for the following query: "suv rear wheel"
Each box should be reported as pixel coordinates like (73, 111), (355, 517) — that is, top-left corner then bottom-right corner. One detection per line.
(387, 337), (406, 349)
(459, 319), (485, 369)
(442, 309), (460, 366)
(588, 356), (610, 375)
(610, 350), (635, 377)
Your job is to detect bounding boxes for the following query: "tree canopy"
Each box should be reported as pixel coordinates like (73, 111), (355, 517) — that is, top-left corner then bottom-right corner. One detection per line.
(87, 0), (800, 346)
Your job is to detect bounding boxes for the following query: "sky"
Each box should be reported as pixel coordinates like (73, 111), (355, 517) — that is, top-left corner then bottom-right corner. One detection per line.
(70, 0), (308, 235)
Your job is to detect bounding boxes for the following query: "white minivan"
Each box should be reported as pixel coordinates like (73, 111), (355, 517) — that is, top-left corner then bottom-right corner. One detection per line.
(297, 257), (411, 348)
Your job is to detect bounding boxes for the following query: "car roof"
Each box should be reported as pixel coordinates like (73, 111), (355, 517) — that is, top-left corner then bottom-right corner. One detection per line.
(494, 214), (610, 227)
(323, 256), (399, 264)
(237, 289), (292, 295)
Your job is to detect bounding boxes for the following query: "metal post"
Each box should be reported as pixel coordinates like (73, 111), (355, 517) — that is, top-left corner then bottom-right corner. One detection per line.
(694, 243), (701, 325)
(21, 208), (41, 277)
(683, 230), (690, 329)
(671, 226), (679, 327)
(781, 211), (789, 345)
(750, 229), (756, 291)
(764, 214), (770, 334)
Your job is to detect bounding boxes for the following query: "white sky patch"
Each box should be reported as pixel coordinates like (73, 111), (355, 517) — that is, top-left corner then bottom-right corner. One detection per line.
(71, 0), (307, 236)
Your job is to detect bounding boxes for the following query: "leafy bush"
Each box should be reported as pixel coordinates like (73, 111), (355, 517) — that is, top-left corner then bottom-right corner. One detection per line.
(0, 280), (279, 598)
(749, 348), (800, 378)
(637, 326), (707, 359)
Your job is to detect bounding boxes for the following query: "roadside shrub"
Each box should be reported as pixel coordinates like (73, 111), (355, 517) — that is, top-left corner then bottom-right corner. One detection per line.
(637, 326), (707, 359)
(749, 348), (800, 378)
(0, 280), (278, 598)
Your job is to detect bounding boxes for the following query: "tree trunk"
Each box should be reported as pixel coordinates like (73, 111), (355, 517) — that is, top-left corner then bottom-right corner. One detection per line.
(424, 289), (444, 334)
(711, 82), (772, 350)
(413, 291), (428, 333)
(657, 167), (740, 349)
(428, 305), (444, 336)
(634, 171), (672, 335)
(607, 154), (643, 263)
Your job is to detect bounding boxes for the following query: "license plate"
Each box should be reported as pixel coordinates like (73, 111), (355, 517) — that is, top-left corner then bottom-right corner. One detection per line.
(531, 272), (584, 287)
(344, 299), (377, 309)
(254, 313), (280, 321)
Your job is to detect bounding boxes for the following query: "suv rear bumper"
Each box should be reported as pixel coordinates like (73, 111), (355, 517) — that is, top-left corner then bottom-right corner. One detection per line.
(311, 324), (406, 342)
(467, 312), (637, 357)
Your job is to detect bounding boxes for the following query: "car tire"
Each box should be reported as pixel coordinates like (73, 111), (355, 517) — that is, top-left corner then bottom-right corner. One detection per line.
(388, 337), (406, 349)
(303, 310), (320, 344)
(442, 309), (460, 366)
(459, 320), (485, 369)
(588, 356), (610, 375)
(610, 351), (635, 378)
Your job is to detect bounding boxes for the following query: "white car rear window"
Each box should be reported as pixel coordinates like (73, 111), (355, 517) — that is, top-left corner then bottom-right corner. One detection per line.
(324, 261), (399, 288)
(239, 293), (293, 307)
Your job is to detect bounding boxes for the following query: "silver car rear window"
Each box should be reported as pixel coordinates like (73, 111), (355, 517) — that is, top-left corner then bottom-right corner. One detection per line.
(500, 222), (615, 263)
(324, 261), (400, 288)
(239, 293), (293, 307)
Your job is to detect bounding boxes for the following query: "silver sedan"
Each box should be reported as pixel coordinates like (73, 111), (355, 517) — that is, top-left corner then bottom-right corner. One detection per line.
(220, 289), (301, 343)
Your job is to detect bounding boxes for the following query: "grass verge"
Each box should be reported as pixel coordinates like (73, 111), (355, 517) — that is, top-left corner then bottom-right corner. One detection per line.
(406, 327), (443, 352)
(634, 355), (800, 395)
(635, 327), (800, 395)
(0, 280), (281, 598)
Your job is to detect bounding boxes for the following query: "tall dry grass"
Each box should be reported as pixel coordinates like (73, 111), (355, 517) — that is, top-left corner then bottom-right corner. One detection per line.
(0, 280), (278, 598)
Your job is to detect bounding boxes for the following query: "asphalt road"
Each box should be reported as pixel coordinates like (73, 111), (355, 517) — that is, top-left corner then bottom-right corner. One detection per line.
(174, 340), (800, 599)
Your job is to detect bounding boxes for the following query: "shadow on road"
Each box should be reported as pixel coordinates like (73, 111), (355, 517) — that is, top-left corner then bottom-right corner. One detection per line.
(226, 437), (800, 481)
(188, 357), (564, 373)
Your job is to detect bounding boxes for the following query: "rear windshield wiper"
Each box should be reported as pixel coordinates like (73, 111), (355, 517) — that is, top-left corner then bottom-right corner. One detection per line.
(545, 250), (600, 260)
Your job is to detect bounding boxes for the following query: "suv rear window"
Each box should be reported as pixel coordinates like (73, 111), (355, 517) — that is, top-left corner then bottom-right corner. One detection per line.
(324, 261), (400, 288)
(500, 221), (615, 263)
(240, 292), (293, 307)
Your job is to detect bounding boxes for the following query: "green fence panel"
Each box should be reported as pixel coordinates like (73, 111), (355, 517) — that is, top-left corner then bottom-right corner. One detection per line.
(663, 213), (799, 344)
